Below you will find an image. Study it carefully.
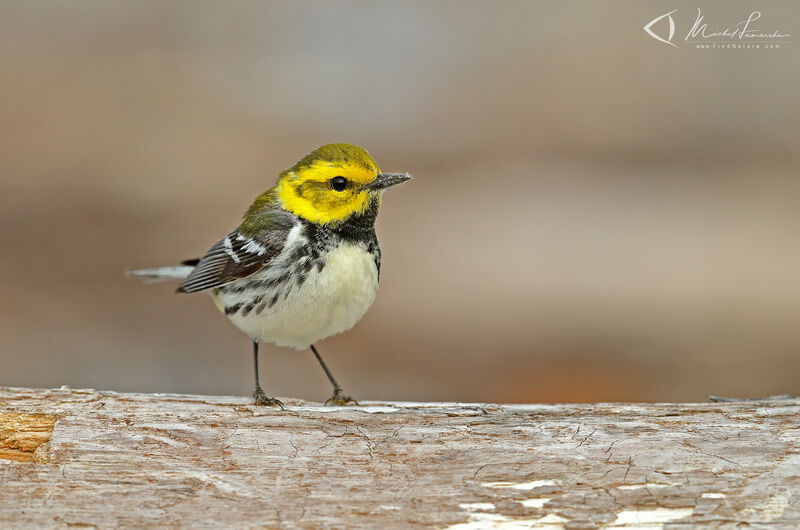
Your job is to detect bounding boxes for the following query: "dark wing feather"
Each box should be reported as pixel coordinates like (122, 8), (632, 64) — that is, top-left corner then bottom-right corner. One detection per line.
(177, 222), (295, 293)
(178, 190), (296, 294)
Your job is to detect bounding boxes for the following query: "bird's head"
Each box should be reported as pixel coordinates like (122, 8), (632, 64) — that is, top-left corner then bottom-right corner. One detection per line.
(275, 143), (411, 225)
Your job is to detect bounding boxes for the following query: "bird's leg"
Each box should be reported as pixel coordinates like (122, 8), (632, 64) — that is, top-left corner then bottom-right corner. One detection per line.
(311, 344), (358, 406)
(251, 340), (283, 409)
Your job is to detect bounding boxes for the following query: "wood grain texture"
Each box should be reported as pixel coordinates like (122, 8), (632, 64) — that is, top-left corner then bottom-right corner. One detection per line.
(0, 411), (56, 462)
(1, 386), (798, 529)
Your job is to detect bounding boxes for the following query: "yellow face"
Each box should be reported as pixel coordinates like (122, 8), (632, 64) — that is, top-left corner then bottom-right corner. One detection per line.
(277, 144), (382, 225)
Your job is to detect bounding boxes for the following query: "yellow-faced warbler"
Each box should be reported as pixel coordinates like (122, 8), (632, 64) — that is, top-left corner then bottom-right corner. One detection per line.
(129, 143), (411, 408)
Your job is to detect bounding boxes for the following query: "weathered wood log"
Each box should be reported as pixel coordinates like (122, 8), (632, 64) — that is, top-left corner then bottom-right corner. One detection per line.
(1, 387), (798, 528)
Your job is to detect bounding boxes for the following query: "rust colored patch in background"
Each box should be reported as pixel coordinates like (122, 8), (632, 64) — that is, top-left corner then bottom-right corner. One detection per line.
(0, 412), (56, 462)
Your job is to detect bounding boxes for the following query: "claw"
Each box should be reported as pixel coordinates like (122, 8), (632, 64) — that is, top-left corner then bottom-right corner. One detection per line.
(325, 389), (359, 406)
(253, 387), (284, 410)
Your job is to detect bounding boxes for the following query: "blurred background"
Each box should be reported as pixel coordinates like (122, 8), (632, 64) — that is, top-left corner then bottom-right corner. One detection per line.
(1, 1), (798, 403)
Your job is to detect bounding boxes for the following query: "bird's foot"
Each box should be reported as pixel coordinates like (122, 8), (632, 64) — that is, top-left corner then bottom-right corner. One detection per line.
(253, 386), (284, 409)
(325, 388), (359, 406)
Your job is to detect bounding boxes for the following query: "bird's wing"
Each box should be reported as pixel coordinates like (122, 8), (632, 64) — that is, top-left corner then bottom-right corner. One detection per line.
(177, 214), (296, 294)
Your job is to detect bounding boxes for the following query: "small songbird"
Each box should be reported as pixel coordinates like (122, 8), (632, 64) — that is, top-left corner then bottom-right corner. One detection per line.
(129, 143), (411, 408)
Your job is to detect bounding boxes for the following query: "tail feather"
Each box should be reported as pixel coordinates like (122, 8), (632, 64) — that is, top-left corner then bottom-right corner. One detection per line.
(126, 265), (195, 283)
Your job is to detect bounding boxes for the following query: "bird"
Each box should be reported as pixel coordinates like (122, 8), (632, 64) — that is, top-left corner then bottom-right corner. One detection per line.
(128, 143), (411, 408)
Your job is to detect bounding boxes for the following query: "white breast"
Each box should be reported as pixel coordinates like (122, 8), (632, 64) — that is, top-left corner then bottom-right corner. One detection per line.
(221, 242), (379, 349)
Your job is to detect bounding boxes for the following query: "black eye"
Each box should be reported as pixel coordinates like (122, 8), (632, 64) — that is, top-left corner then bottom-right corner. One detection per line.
(330, 176), (348, 191)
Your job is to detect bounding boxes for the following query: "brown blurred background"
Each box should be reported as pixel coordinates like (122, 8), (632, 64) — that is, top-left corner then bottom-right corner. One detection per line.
(1, 1), (798, 403)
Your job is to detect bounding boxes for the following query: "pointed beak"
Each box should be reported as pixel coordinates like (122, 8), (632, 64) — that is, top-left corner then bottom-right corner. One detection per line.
(366, 172), (412, 191)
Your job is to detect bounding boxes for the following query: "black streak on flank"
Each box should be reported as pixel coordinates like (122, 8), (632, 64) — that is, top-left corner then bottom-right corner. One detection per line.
(292, 246), (306, 262)
(225, 303), (242, 316)
(241, 295), (264, 317)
